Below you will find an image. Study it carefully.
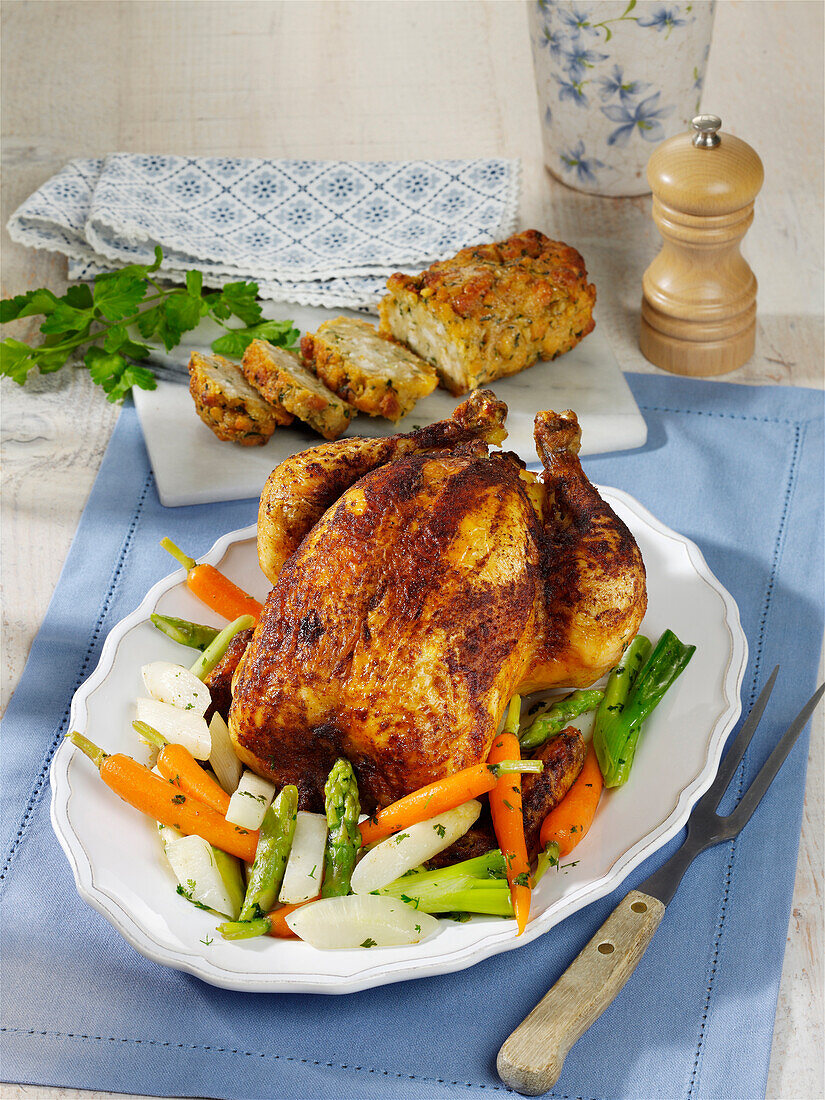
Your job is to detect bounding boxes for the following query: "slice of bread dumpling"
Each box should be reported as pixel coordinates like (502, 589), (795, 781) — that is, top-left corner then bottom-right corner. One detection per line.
(188, 350), (292, 446)
(241, 340), (356, 441)
(300, 316), (438, 423)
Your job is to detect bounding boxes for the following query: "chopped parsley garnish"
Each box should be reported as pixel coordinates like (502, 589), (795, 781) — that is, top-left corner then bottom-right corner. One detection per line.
(175, 884), (211, 912)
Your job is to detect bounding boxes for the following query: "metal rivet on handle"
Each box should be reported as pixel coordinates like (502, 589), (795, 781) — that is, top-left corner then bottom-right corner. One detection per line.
(597, 942), (615, 955)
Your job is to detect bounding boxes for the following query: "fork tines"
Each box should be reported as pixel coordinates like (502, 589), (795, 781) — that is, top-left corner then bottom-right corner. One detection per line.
(700, 666), (825, 838)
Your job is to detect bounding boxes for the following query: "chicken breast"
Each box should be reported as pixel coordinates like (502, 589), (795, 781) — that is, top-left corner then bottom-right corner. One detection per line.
(378, 229), (596, 394)
(232, 441), (542, 810)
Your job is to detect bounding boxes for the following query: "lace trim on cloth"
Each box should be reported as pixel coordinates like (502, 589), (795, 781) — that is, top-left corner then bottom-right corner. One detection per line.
(7, 155), (521, 309)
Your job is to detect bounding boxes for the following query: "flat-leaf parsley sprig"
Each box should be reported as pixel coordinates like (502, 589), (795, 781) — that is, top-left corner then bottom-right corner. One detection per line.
(0, 247), (299, 402)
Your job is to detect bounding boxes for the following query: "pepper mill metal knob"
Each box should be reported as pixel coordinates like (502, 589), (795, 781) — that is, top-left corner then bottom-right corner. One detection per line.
(639, 115), (764, 376)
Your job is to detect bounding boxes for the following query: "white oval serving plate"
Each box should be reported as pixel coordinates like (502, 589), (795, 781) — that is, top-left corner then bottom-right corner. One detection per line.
(50, 490), (747, 994)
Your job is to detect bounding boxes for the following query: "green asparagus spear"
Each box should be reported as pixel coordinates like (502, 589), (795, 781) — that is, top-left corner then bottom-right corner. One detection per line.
(189, 614), (255, 681)
(595, 630), (695, 787)
(592, 634), (651, 778)
(150, 613), (221, 651)
(519, 689), (605, 751)
(219, 917), (272, 940)
(238, 785), (299, 921)
(321, 758), (362, 898)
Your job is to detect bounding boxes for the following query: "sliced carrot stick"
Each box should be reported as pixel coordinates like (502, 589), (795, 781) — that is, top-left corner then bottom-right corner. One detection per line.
(69, 732), (258, 862)
(539, 743), (603, 857)
(161, 538), (263, 623)
(157, 742), (230, 817)
(488, 698), (531, 936)
(358, 764), (498, 846)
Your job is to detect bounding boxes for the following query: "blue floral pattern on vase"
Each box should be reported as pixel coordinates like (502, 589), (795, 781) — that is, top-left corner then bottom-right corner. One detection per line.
(529, 0), (715, 196)
(602, 91), (673, 146)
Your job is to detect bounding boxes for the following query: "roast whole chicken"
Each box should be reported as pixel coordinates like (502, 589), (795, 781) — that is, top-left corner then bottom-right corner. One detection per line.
(228, 392), (647, 811)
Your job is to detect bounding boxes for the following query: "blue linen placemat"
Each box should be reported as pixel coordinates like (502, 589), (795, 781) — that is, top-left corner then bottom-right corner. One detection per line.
(2, 373), (823, 1100)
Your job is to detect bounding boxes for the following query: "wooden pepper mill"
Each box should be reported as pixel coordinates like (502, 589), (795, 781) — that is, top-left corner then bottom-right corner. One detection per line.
(640, 114), (764, 376)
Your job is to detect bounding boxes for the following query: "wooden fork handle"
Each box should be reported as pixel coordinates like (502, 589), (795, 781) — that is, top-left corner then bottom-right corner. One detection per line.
(496, 890), (666, 1095)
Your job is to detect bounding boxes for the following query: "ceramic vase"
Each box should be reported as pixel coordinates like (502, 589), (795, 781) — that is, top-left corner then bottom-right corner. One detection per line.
(529, 0), (716, 196)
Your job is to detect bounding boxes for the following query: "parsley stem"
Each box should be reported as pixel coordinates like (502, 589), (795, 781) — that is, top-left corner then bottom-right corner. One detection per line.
(1, 247), (298, 401)
(25, 292), (171, 356)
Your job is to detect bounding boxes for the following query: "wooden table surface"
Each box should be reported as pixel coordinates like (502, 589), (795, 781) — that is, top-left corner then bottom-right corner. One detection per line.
(2, 2), (822, 1098)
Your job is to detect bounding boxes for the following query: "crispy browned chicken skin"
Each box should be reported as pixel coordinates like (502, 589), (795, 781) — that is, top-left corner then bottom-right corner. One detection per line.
(229, 394), (646, 811)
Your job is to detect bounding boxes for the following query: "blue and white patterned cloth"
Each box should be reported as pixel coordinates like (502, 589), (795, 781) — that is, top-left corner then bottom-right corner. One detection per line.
(6, 155), (520, 308)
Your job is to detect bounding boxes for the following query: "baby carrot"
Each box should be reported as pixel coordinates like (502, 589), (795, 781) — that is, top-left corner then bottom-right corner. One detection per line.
(266, 900), (313, 938)
(219, 900), (312, 941)
(358, 757), (541, 846)
(488, 697), (531, 936)
(69, 732), (257, 862)
(160, 538), (263, 623)
(134, 721), (230, 816)
(539, 743), (603, 857)
(359, 766), (497, 845)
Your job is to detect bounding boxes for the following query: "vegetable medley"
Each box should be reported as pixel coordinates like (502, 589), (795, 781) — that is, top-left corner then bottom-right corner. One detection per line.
(69, 541), (695, 951)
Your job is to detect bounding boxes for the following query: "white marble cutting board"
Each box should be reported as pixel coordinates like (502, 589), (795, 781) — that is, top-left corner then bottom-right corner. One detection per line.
(134, 302), (647, 508)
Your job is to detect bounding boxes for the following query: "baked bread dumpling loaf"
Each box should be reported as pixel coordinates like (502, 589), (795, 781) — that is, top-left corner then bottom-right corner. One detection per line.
(378, 229), (596, 394)
(300, 316), (438, 422)
(241, 340), (356, 441)
(188, 350), (292, 445)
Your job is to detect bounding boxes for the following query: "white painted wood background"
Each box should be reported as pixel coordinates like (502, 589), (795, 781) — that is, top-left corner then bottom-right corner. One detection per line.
(1, 2), (822, 1098)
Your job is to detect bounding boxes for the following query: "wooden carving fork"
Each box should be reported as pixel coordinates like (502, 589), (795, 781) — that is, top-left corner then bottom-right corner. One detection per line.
(497, 667), (825, 1095)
